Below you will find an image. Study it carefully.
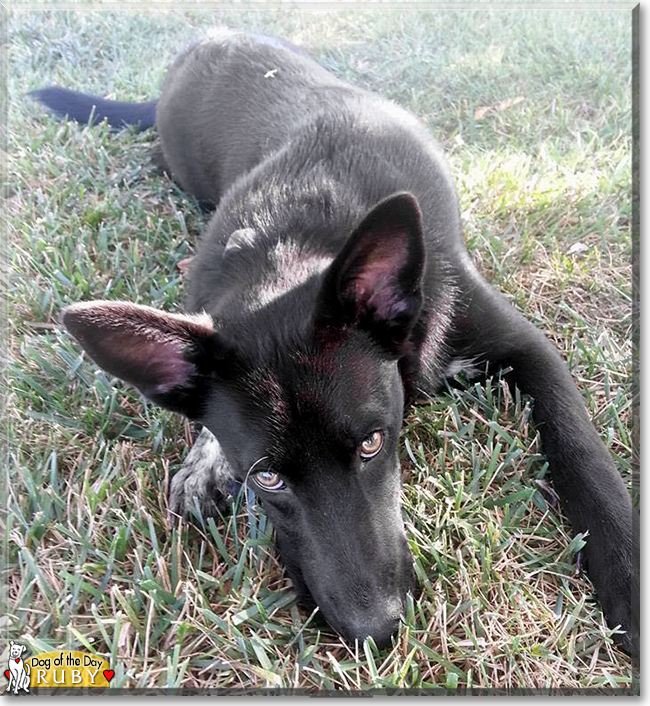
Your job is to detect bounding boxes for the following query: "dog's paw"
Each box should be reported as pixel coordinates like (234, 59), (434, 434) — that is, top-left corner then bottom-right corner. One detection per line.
(602, 572), (639, 658)
(583, 531), (639, 658)
(168, 427), (237, 525)
(169, 464), (230, 523)
(602, 590), (639, 658)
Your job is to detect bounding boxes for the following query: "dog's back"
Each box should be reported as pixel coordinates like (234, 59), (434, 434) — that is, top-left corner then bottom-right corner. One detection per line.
(158, 35), (461, 231)
(157, 34), (349, 204)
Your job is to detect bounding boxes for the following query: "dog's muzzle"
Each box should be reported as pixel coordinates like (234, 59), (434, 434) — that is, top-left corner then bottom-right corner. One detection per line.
(282, 528), (416, 648)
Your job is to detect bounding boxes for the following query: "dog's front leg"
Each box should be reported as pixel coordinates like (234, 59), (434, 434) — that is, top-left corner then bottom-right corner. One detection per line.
(444, 258), (638, 656)
(168, 427), (237, 523)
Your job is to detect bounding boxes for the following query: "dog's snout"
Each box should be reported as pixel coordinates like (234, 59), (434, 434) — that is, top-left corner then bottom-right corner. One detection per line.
(341, 606), (402, 648)
(333, 593), (405, 648)
(291, 523), (416, 648)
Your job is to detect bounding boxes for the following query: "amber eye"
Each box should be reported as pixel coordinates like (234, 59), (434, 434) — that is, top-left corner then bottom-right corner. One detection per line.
(253, 471), (286, 491)
(360, 430), (384, 458)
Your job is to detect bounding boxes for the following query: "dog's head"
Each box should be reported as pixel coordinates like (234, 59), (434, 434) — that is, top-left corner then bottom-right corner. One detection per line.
(8, 642), (26, 660)
(62, 193), (427, 646)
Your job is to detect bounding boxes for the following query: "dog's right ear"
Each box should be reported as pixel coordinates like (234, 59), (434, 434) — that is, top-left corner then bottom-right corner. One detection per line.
(62, 301), (216, 418)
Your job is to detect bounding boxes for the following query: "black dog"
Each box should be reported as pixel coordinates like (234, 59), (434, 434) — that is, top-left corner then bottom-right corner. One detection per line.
(32, 31), (638, 654)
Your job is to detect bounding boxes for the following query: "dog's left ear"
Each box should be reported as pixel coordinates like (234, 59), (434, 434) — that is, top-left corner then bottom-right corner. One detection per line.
(316, 192), (425, 354)
(62, 301), (216, 418)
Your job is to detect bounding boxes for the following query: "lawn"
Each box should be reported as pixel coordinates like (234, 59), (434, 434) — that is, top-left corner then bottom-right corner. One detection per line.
(5, 6), (636, 692)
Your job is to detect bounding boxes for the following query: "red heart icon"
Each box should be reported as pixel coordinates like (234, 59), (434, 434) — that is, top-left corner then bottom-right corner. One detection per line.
(14, 659), (19, 663)
(4, 670), (8, 679)
(103, 669), (114, 683)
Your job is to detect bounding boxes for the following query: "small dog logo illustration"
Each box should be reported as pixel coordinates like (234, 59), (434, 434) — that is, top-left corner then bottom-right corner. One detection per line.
(5, 641), (30, 694)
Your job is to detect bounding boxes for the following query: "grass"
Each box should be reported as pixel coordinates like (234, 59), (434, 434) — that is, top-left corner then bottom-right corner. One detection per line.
(5, 6), (635, 692)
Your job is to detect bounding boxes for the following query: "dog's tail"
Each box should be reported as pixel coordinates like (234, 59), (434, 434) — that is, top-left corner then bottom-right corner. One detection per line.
(29, 87), (157, 131)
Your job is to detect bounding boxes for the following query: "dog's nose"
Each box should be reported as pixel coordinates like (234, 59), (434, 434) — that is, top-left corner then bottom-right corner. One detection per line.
(339, 595), (404, 648)
(342, 613), (401, 648)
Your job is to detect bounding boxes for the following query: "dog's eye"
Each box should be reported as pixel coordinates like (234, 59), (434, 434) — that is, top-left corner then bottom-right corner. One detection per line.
(253, 471), (286, 491)
(360, 430), (384, 458)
